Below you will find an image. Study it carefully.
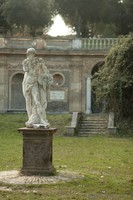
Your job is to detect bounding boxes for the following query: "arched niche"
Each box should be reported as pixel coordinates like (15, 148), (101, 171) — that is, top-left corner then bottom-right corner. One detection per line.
(91, 61), (104, 113)
(91, 61), (104, 76)
(10, 73), (26, 110)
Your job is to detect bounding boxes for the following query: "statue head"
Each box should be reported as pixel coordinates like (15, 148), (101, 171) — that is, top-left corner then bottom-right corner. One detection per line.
(26, 48), (36, 56)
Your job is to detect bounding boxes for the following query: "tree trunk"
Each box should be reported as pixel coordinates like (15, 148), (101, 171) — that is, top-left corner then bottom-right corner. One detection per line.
(81, 21), (89, 38)
(30, 27), (36, 37)
(75, 10), (81, 38)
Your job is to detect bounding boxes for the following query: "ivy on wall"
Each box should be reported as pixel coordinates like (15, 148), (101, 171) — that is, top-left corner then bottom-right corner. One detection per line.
(92, 34), (133, 120)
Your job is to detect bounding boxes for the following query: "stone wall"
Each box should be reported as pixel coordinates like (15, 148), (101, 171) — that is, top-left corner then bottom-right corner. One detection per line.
(0, 42), (107, 113)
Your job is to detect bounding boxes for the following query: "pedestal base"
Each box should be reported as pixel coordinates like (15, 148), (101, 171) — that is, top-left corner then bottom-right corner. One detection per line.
(18, 128), (57, 176)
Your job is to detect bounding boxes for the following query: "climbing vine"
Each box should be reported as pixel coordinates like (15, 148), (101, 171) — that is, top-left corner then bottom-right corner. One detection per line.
(92, 34), (133, 120)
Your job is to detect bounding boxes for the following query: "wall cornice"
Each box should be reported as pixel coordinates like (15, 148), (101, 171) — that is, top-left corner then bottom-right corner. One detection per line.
(0, 49), (108, 57)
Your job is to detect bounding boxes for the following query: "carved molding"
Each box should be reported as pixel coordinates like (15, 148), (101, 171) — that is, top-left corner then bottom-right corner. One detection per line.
(7, 64), (23, 70)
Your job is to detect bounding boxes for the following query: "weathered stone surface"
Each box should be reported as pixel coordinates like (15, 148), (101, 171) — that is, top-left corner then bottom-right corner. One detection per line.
(0, 39), (107, 113)
(22, 48), (53, 128)
(18, 128), (57, 176)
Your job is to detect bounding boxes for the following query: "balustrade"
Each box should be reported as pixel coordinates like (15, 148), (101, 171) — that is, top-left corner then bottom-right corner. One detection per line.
(74, 38), (118, 50)
(0, 37), (119, 50)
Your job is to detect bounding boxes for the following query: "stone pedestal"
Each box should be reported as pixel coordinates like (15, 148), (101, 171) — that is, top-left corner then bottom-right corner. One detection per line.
(18, 128), (57, 176)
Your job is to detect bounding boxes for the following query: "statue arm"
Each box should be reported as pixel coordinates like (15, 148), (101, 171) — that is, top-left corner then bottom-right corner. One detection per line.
(41, 61), (49, 74)
(42, 63), (53, 86)
(22, 60), (29, 72)
(37, 58), (53, 87)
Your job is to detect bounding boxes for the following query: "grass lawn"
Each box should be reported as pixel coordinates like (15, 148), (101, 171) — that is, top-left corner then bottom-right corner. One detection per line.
(0, 114), (133, 200)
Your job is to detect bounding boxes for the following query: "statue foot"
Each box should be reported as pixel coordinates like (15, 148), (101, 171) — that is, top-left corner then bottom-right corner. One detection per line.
(25, 119), (50, 129)
(33, 123), (50, 129)
(25, 121), (33, 128)
(25, 122), (50, 129)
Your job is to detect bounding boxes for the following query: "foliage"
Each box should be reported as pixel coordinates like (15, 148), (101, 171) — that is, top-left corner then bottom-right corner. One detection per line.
(0, 114), (133, 200)
(92, 34), (133, 120)
(55, 0), (106, 37)
(0, 0), (54, 36)
(124, 0), (133, 32)
(0, 0), (132, 37)
(101, 0), (130, 35)
(118, 118), (133, 137)
(55, 0), (133, 37)
(0, 0), (11, 34)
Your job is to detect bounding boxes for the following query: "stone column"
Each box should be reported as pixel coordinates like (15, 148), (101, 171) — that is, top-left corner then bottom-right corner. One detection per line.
(18, 128), (57, 176)
(86, 75), (92, 114)
(108, 112), (117, 133)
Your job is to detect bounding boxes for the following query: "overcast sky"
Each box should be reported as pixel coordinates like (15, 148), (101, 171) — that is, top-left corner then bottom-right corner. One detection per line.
(48, 14), (75, 36)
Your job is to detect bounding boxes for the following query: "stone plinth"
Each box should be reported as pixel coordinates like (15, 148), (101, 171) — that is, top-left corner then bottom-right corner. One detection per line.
(18, 128), (57, 176)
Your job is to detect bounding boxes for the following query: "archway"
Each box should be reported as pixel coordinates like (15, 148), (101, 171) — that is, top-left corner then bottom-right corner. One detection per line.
(11, 73), (25, 110)
(91, 61), (104, 113)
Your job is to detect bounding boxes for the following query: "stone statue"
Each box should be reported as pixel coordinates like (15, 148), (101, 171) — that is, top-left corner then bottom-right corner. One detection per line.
(22, 48), (53, 128)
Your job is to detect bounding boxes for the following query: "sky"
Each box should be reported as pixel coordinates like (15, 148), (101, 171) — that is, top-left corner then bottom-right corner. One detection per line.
(48, 14), (75, 36)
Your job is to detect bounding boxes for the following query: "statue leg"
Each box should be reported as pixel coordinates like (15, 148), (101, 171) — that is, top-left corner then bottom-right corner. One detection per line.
(31, 85), (47, 124)
(40, 86), (47, 122)
(25, 95), (32, 119)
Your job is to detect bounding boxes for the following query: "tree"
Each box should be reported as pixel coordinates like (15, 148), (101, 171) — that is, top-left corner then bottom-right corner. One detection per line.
(28, 0), (55, 36)
(1, 0), (54, 36)
(55, 0), (106, 37)
(124, 0), (133, 32)
(92, 34), (133, 120)
(0, 0), (11, 34)
(102, 0), (133, 35)
(55, 0), (133, 37)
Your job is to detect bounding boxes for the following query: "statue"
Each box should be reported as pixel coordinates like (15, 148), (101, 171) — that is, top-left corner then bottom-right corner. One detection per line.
(22, 48), (53, 128)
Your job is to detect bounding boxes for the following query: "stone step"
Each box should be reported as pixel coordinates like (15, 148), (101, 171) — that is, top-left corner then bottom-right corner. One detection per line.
(82, 117), (108, 120)
(78, 131), (107, 137)
(80, 128), (107, 132)
(80, 123), (106, 126)
(83, 118), (107, 120)
(84, 117), (107, 121)
(80, 127), (106, 130)
(78, 114), (108, 136)
(83, 114), (108, 119)
(79, 126), (107, 131)
(81, 121), (107, 125)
